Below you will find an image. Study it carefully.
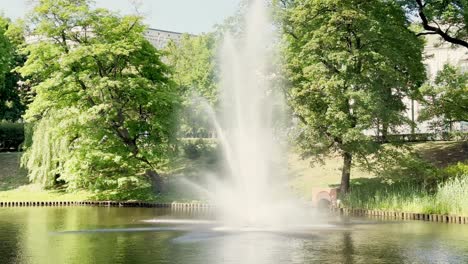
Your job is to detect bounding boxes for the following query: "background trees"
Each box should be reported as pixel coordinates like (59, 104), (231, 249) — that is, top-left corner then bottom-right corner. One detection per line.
(20, 0), (179, 194)
(402, 0), (468, 49)
(0, 16), (26, 122)
(164, 34), (218, 138)
(283, 0), (426, 193)
(419, 64), (468, 130)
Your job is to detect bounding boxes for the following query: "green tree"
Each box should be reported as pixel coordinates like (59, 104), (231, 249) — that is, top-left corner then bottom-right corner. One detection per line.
(282, 0), (426, 193)
(419, 64), (468, 130)
(20, 0), (179, 193)
(401, 0), (468, 49)
(0, 16), (26, 121)
(165, 34), (218, 138)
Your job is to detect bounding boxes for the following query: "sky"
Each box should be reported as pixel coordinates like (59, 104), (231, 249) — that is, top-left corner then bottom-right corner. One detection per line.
(0, 0), (241, 34)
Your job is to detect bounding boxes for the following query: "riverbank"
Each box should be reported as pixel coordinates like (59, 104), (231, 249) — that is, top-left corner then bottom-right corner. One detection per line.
(335, 207), (468, 224)
(1, 141), (466, 208)
(342, 176), (468, 216)
(340, 141), (468, 216)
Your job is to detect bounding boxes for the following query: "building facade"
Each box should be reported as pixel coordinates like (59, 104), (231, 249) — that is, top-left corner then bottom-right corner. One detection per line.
(144, 28), (184, 49)
(402, 35), (468, 134)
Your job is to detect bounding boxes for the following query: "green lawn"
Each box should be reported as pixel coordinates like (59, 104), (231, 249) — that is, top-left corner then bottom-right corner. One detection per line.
(0, 152), (92, 201)
(287, 153), (372, 197)
(0, 141), (466, 202)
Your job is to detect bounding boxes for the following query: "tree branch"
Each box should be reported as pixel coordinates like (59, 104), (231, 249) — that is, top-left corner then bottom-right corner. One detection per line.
(415, 0), (468, 49)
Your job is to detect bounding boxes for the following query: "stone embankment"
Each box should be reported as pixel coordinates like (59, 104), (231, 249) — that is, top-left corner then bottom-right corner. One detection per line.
(0, 201), (212, 209)
(334, 207), (468, 224)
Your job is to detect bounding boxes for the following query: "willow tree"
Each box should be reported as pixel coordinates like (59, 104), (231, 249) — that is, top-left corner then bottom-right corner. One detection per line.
(282, 0), (426, 193)
(20, 0), (179, 193)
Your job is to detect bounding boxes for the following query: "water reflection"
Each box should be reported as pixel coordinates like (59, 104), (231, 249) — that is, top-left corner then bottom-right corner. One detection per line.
(342, 232), (354, 264)
(0, 207), (467, 264)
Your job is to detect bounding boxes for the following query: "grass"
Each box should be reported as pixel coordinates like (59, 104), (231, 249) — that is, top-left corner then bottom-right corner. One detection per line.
(287, 153), (373, 197)
(0, 152), (206, 202)
(0, 152), (92, 201)
(412, 141), (468, 168)
(342, 176), (468, 216)
(338, 141), (468, 216)
(0, 141), (466, 207)
(0, 152), (28, 191)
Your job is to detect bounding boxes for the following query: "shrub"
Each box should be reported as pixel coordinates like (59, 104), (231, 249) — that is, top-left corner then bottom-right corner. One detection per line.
(443, 162), (468, 179)
(0, 122), (24, 151)
(180, 138), (217, 160)
(449, 132), (468, 141)
(371, 150), (440, 191)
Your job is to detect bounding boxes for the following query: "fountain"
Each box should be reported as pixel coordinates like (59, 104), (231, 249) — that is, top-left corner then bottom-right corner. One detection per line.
(195, 0), (309, 229)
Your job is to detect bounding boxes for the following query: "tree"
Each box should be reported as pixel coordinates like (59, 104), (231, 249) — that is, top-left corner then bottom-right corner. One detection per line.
(20, 0), (180, 193)
(0, 16), (26, 121)
(164, 34), (218, 138)
(282, 0), (426, 193)
(401, 0), (468, 49)
(419, 64), (468, 130)
(165, 34), (218, 103)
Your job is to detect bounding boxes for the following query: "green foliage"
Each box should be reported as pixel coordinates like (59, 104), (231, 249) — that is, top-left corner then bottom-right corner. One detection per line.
(419, 64), (468, 130)
(19, 0), (180, 193)
(0, 16), (26, 121)
(164, 34), (218, 137)
(282, 0), (426, 191)
(369, 148), (440, 191)
(165, 34), (218, 102)
(21, 115), (69, 188)
(0, 122), (24, 150)
(180, 138), (218, 160)
(343, 175), (468, 215)
(400, 0), (468, 48)
(443, 162), (468, 178)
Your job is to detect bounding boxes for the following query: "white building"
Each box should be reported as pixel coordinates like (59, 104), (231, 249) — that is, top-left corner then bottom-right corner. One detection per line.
(144, 28), (184, 49)
(401, 35), (468, 134)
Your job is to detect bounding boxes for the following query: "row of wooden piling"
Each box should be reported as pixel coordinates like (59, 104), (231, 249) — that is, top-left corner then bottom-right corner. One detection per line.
(334, 207), (468, 224)
(0, 201), (212, 209)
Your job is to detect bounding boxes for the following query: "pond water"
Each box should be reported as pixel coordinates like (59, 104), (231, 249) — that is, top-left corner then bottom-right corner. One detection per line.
(0, 207), (467, 264)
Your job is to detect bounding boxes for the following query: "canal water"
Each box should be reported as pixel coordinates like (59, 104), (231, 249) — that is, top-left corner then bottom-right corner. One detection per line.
(0, 207), (467, 264)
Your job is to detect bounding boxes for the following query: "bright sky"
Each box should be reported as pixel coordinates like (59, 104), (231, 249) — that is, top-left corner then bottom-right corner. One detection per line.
(0, 0), (241, 34)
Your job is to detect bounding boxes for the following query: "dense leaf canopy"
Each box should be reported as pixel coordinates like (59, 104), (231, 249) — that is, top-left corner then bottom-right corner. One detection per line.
(401, 0), (468, 48)
(0, 16), (26, 121)
(283, 0), (426, 192)
(419, 64), (468, 129)
(20, 0), (180, 192)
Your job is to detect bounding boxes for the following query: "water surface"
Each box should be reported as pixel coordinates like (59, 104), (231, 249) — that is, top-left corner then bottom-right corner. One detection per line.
(0, 207), (467, 264)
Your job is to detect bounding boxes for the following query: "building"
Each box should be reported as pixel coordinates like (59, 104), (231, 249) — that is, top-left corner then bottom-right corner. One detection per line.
(402, 35), (468, 134)
(144, 28), (184, 49)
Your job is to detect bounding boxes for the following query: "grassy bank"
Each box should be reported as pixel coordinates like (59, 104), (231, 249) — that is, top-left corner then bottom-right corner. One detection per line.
(0, 152), (92, 201)
(0, 141), (466, 207)
(0, 152), (204, 202)
(341, 141), (468, 216)
(342, 176), (468, 216)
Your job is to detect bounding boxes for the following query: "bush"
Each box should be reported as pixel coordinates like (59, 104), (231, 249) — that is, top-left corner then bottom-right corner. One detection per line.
(180, 138), (217, 160)
(371, 150), (440, 191)
(0, 122), (24, 151)
(443, 162), (468, 179)
(448, 131), (468, 141)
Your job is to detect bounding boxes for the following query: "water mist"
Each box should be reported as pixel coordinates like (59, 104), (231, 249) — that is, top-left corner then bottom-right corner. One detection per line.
(205, 0), (307, 229)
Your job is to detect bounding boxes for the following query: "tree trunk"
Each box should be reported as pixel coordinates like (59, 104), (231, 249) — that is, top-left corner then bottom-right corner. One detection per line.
(145, 169), (163, 194)
(382, 122), (388, 143)
(340, 152), (352, 194)
(411, 99), (416, 135)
